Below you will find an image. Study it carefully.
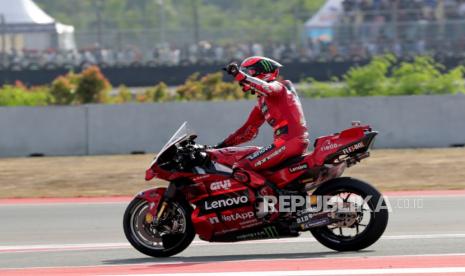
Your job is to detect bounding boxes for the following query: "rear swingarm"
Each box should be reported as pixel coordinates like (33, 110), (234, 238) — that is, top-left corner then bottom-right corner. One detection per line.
(293, 209), (358, 231)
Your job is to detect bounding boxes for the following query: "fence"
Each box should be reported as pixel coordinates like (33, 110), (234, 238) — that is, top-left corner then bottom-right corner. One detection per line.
(3, 56), (465, 87)
(1, 94), (464, 157)
(0, 60), (361, 87)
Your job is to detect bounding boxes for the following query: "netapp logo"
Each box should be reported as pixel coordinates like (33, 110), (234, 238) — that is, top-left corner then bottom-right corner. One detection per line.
(289, 163), (308, 173)
(210, 180), (232, 191)
(209, 211), (254, 224)
(223, 211), (254, 222)
(204, 196), (248, 211)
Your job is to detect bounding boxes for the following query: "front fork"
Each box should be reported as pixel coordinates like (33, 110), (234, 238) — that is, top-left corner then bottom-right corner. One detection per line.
(145, 182), (177, 224)
(156, 202), (169, 221)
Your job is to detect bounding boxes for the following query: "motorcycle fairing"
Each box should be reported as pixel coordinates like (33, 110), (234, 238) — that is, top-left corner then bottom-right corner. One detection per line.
(141, 122), (378, 242)
(183, 176), (259, 241)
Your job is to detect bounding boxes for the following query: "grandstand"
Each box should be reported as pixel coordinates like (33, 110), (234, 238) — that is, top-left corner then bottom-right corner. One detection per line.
(1, 0), (465, 73)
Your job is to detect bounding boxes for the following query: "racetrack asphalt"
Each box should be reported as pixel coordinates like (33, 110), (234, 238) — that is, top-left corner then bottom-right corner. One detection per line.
(0, 191), (465, 275)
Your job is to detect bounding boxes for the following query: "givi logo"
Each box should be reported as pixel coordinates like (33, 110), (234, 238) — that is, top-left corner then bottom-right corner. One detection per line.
(210, 180), (232, 191)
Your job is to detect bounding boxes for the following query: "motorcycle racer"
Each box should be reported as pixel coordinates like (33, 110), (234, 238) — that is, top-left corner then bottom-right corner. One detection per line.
(216, 56), (309, 186)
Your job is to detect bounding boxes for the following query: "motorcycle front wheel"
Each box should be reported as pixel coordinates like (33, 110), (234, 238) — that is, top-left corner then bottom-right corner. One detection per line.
(310, 177), (389, 251)
(123, 198), (195, 257)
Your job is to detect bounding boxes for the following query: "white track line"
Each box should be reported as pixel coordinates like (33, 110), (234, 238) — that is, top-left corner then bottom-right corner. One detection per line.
(2, 254), (465, 272)
(105, 267), (465, 276)
(1, 233), (465, 253)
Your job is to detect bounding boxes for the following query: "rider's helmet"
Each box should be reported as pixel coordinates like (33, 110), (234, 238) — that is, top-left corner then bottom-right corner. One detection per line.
(240, 56), (282, 82)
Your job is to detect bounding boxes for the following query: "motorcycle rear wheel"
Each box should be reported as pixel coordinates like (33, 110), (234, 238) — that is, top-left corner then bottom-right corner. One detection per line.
(123, 198), (195, 257)
(310, 177), (388, 251)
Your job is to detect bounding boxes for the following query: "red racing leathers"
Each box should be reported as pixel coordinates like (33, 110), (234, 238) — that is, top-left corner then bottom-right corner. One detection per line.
(220, 70), (309, 176)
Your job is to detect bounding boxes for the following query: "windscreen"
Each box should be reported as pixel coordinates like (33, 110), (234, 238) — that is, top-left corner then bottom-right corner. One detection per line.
(150, 122), (196, 166)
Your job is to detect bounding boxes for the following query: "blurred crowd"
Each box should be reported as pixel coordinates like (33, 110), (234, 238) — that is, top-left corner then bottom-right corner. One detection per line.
(0, 42), (315, 70)
(2, 38), (465, 71)
(342, 0), (465, 22)
(3, 0), (465, 70)
(332, 0), (465, 59)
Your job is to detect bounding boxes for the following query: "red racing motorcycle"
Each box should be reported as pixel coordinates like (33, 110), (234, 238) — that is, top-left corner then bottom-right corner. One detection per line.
(123, 121), (388, 257)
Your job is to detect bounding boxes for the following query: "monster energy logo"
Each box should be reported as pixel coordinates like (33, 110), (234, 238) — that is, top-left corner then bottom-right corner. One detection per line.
(261, 60), (273, 72)
(263, 226), (279, 238)
(236, 226), (280, 240)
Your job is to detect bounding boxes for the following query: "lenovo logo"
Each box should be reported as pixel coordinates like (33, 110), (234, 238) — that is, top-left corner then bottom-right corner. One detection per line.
(204, 196), (248, 211)
(289, 163), (308, 173)
(199, 190), (250, 214)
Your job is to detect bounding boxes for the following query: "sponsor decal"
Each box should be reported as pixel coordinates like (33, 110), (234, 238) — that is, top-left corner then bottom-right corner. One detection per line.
(193, 175), (209, 182)
(236, 232), (261, 240)
(289, 163), (308, 173)
(222, 211), (254, 222)
(274, 125), (288, 136)
(254, 146), (286, 167)
(199, 190), (250, 214)
(209, 216), (220, 224)
(342, 141), (365, 155)
(239, 220), (262, 228)
(300, 217), (331, 229)
(263, 226), (279, 238)
(204, 195), (248, 211)
(236, 226), (279, 241)
(296, 212), (314, 224)
(210, 179), (232, 191)
(261, 60), (273, 72)
(320, 140), (340, 151)
(248, 144), (275, 161)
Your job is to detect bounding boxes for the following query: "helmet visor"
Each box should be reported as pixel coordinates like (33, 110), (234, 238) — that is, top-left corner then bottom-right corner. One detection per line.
(241, 66), (259, 77)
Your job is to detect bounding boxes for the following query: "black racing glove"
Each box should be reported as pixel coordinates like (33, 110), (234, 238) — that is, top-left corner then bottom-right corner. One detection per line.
(223, 63), (239, 76)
